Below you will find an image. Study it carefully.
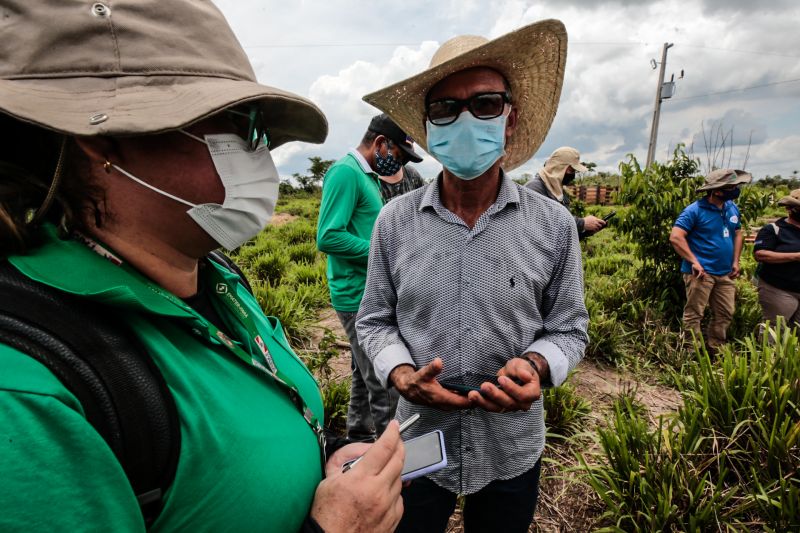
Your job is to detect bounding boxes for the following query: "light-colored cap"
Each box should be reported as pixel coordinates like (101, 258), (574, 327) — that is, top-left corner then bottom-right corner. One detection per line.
(0, 0), (327, 148)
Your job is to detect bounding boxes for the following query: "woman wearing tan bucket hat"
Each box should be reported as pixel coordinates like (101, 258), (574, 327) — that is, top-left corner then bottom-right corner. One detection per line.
(0, 2), (404, 532)
(754, 189), (800, 328)
(356, 19), (588, 533)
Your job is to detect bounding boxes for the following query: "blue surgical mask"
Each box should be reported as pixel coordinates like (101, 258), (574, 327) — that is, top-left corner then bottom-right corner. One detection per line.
(719, 188), (741, 201)
(374, 143), (403, 176)
(426, 111), (507, 180)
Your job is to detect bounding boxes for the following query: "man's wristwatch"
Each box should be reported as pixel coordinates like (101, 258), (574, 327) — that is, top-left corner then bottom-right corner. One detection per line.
(518, 352), (549, 385)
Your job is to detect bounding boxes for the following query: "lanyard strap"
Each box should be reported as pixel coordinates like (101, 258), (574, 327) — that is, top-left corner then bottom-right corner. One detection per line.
(125, 259), (324, 442)
(201, 265), (323, 436)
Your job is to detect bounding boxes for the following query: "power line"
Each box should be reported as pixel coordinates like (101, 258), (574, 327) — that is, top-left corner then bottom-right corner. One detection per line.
(673, 77), (800, 100)
(680, 44), (800, 59)
(244, 42), (422, 49)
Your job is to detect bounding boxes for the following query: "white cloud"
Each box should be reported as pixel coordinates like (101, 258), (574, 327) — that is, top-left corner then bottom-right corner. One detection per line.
(214, 0), (800, 180)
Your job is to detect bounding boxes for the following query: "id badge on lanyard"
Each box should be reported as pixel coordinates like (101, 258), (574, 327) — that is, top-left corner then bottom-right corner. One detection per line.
(723, 227), (730, 238)
(137, 260), (326, 465)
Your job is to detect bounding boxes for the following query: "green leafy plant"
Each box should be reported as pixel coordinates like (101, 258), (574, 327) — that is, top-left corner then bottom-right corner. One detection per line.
(322, 377), (351, 435)
(543, 378), (591, 437)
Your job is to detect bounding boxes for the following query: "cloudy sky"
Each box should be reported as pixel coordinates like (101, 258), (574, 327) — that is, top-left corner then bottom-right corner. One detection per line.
(213, 0), (800, 181)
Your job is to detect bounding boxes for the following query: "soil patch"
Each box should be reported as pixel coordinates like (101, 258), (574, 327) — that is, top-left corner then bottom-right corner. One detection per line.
(270, 212), (298, 226)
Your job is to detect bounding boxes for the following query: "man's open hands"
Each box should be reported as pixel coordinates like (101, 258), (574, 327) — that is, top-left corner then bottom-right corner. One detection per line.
(390, 358), (473, 410)
(468, 358), (541, 413)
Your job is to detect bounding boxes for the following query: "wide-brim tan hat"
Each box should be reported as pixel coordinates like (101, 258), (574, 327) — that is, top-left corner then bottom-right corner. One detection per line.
(777, 188), (800, 208)
(362, 20), (567, 171)
(697, 168), (753, 191)
(0, 0), (327, 149)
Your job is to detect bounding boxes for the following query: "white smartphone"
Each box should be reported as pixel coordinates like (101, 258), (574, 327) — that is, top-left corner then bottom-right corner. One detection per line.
(340, 428), (448, 481)
(400, 429), (447, 481)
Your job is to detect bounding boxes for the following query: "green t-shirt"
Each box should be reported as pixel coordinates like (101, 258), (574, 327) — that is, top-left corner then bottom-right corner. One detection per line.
(316, 151), (384, 312)
(0, 227), (324, 531)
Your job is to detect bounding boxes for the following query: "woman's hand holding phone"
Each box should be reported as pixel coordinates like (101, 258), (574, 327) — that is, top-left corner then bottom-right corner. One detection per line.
(311, 420), (405, 533)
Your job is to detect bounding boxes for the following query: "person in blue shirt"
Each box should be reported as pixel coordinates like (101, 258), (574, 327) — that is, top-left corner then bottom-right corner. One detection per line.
(669, 168), (752, 351)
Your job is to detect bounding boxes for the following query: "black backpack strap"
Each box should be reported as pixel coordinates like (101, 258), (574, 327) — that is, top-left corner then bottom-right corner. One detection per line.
(207, 249), (253, 294)
(0, 261), (180, 528)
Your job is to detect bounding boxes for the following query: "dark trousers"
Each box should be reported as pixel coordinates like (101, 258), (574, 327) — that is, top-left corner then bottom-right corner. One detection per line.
(397, 460), (542, 533)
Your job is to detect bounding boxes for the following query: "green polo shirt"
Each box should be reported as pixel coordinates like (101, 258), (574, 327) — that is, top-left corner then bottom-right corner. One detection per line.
(317, 150), (384, 312)
(0, 226), (323, 531)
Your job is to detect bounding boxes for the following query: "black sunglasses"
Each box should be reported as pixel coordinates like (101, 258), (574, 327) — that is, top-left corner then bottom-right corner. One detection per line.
(227, 105), (269, 151)
(426, 92), (511, 126)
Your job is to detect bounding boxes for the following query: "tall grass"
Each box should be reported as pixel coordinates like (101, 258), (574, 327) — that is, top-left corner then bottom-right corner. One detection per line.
(582, 323), (800, 531)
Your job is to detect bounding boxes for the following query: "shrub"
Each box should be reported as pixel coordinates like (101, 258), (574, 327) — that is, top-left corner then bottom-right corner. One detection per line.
(287, 241), (319, 264)
(544, 378), (591, 437)
(616, 146), (702, 322)
(253, 282), (315, 345)
(288, 261), (327, 286)
(583, 324), (800, 531)
(280, 219), (317, 245)
(251, 252), (289, 284)
(322, 377), (351, 435)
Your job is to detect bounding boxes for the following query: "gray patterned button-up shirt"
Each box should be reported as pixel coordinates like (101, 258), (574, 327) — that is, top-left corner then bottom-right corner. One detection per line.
(356, 173), (588, 495)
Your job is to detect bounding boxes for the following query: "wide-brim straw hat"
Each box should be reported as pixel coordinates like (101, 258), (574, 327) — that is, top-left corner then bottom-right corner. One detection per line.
(777, 188), (800, 208)
(362, 20), (567, 172)
(0, 0), (327, 149)
(697, 169), (753, 191)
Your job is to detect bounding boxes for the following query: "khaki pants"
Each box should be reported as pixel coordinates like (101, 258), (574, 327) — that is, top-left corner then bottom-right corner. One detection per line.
(683, 273), (736, 349)
(758, 279), (800, 328)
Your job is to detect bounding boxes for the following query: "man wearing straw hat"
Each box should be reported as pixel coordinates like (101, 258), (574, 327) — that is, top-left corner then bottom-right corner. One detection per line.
(526, 146), (608, 239)
(356, 20), (589, 532)
(670, 169), (752, 351)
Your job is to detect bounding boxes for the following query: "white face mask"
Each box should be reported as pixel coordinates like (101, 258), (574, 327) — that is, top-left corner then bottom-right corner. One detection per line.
(111, 132), (279, 251)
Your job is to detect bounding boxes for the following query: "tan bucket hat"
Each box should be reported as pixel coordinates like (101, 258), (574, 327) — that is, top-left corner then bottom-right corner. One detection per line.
(777, 188), (800, 208)
(0, 0), (327, 148)
(362, 20), (567, 171)
(697, 169), (753, 191)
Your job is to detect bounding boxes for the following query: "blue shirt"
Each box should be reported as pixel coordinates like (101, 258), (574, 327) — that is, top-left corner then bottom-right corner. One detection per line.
(674, 197), (741, 275)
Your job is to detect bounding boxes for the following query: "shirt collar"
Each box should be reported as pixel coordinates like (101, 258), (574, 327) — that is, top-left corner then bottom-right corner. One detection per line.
(419, 170), (520, 215)
(348, 148), (376, 176)
(698, 197), (724, 212)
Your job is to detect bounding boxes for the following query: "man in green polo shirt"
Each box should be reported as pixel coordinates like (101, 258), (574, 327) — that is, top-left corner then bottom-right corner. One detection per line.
(317, 114), (422, 441)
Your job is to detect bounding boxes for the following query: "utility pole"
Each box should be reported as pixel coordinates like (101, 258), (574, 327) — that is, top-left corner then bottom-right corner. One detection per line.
(646, 42), (673, 167)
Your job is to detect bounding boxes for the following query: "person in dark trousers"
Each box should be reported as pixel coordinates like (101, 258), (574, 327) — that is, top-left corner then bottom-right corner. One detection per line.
(525, 146), (607, 239)
(358, 20), (588, 533)
(316, 114), (422, 442)
(754, 188), (800, 329)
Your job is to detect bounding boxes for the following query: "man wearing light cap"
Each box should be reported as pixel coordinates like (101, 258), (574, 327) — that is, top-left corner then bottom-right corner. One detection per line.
(670, 168), (752, 351)
(526, 146), (608, 238)
(356, 20), (588, 532)
(317, 113), (422, 442)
